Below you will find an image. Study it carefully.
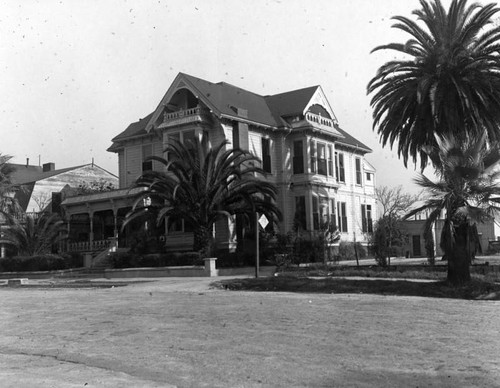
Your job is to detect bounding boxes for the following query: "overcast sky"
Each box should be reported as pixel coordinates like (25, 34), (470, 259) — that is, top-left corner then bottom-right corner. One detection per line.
(1, 0), (448, 193)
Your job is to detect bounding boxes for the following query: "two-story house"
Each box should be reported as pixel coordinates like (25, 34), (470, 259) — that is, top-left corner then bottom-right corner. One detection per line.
(62, 72), (376, 253)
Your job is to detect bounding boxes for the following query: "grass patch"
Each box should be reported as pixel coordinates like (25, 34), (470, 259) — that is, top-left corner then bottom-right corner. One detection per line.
(215, 275), (500, 300)
(278, 263), (500, 282)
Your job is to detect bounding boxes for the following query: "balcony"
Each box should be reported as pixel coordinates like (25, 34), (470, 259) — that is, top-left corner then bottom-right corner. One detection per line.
(305, 112), (336, 128)
(158, 106), (212, 129)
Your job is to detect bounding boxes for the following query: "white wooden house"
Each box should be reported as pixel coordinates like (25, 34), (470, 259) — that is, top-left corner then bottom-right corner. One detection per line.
(62, 73), (377, 252)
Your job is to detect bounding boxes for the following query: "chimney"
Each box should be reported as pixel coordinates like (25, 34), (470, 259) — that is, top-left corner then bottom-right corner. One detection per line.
(26, 158), (29, 167)
(42, 162), (55, 172)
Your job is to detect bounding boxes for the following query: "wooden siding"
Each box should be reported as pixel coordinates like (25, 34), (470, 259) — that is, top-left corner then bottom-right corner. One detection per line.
(26, 165), (119, 213)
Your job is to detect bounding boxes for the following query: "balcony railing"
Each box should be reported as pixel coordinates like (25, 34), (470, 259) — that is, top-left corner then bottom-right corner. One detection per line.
(160, 106), (211, 128)
(305, 112), (335, 128)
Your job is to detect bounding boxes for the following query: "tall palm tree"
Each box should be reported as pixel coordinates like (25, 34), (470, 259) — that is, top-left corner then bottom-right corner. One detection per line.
(406, 133), (500, 285)
(0, 154), (22, 219)
(0, 154), (23, 258)
(0, 213), (68, 256)
(367, 0), (500, 170)
(126, 137), (281, 257)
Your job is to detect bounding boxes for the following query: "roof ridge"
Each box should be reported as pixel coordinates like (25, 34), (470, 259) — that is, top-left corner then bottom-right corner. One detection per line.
(264, 85), (319, 99)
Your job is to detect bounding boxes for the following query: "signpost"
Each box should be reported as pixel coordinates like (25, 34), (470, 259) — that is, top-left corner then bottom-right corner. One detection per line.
(256, 213), (269, 278)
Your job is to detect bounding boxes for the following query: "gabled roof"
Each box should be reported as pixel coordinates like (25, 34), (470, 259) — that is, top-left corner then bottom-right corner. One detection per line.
(9, 164), (43, 184)
(179, 73), (278, 127)
(334, 126), (372, 153)
(108, 112), (154, 150)
(9, 163), (88, 185)
(264, 86), (319, 119)
(109, 72), (371, 153)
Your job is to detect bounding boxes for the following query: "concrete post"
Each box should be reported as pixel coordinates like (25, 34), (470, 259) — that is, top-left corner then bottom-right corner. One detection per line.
(83, 253), (93, 268)
(204, 257), (218, 277)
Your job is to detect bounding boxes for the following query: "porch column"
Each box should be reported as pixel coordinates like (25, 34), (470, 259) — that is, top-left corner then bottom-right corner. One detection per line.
(88, 210), (94, 248)
(65, 213), (72, 252)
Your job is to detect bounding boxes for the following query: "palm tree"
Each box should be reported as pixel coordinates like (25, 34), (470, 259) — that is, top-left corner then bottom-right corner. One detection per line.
(406, 133), (500, 285)
(0, 213), (68, 256)
(0, 154), (23, 258)
(367, 0), (500, 170)
(126, 136), (281, 257)
(0, 154), (21, 218)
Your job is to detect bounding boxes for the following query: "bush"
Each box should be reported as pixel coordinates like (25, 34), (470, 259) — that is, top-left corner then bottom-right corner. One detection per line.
(60, 252), (84, 268)
(108, 251), (201, 268)
(108, 251), (138, 268)
(0, 254), (68, 272)
(338, 241), (367, 261)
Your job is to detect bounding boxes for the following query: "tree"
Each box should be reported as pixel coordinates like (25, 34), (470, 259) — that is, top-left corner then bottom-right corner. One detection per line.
(370, 215), (409, 267)
(376, 185), (421, 218)
(405, 133), (500, 285)
(0, 154), (23, 258)
(126, 137), (281, 257)
(0, 213), (68, 256)
(76, 179), (115, 194)
(0, 154), (22, 219)
(368, 0), (500, 170)
(372, 185), (420, 266)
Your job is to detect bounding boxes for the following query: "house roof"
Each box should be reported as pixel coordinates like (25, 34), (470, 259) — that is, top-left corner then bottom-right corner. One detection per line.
(9, 163), (87, 185)
(264, 86), (319, 119)
(109, 112), (155, 146)
(334, 126), (372, 152)
(180, 73), (279, 127)
(109, 72), (371, 153)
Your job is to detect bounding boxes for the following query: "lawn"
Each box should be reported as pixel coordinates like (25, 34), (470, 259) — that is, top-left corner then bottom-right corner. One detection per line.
(0, 277), (499, 387)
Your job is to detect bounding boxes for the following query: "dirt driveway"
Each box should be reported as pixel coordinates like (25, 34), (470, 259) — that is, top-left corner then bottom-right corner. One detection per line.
(0, 277), (499, 387)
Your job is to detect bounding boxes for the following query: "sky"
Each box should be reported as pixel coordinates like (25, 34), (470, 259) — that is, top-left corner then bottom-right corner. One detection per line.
(1, 0), (446, 193)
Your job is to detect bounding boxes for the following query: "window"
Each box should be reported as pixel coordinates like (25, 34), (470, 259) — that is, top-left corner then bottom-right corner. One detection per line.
(168, 217), (194, 233)
(366, 172), (372, 182)
(355, 158), (362, 185)
(51, 192), (62, 214)
(317, 143), (327, 176)
(293, 140), (304, 174)
(330, 198), (336, 230)
(294, 196), (306, 230)
(183, 130), (196, 147)
(310, 140), (316, 173)
(337, 201), (348, 233)
(412, 235), (422, 256)
(335, 152), (345, 182)
(261, 137), (271, 173)
(327, 145), (333, 176)
(166, 130), (196, 160)
(142, 144), (153, 171)
(361, 204), (373, 233)
(313, 196), (329, 230)
(166, 132), (180, 161)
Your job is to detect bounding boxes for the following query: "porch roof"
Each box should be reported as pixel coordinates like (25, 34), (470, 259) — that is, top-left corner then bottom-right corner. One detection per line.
(62, 187), (145, 206)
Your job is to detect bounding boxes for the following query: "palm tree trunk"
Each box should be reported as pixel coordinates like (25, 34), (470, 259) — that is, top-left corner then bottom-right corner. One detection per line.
(447, 223), (471, 285)
(193, 225), (212, 258)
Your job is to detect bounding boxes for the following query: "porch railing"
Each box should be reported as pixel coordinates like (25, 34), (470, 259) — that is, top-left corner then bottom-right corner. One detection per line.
(68, 239), (114, 253)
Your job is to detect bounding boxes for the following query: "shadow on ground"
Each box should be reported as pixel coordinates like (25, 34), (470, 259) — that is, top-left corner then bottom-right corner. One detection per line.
(214, 276), (500, 300)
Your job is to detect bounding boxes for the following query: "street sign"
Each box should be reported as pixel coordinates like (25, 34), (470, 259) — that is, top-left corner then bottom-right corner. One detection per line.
(258, 214), (269, 229)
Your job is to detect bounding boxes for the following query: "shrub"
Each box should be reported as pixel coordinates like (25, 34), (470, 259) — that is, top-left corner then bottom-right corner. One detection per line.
(0, 254), (67, 272)
(108, 251), (139, 268)
(108, 251), (201, 268)
(338, 241), (367, 261)
(60, 252), (84, 268)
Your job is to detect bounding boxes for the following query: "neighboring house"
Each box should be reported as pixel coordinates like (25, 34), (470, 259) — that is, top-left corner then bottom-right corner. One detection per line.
(62, 72), (377, 253)
(10, 161), (118, 215)
(0, 161), (118, 258)
(402, 205), (497, 258)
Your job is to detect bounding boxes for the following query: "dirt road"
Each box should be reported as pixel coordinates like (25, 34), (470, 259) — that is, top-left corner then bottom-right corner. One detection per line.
(0, 277), (498, 387)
